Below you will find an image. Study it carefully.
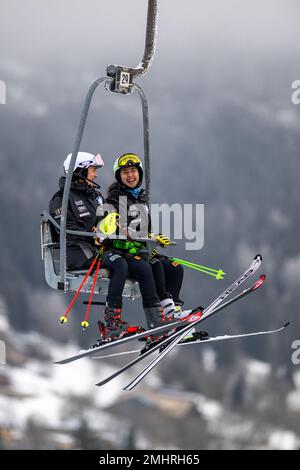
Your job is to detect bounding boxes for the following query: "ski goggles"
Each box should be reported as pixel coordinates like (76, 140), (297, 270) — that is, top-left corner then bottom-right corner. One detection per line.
(91, 154), (104, 168)
(118, 154), (141, 168)
(79, 154), (104, 169)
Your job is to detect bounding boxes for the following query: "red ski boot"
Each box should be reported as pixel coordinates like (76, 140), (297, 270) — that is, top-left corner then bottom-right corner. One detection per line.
(102, 306), (143, 341)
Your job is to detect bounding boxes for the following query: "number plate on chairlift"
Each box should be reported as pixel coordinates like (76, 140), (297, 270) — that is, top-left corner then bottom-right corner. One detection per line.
(120, 71), (131, 88)
(115, 67), (133, 94)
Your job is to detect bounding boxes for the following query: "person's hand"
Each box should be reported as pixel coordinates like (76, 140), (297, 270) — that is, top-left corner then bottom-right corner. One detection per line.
(93, 228), (106, 245)
(94, 235), (104, 246)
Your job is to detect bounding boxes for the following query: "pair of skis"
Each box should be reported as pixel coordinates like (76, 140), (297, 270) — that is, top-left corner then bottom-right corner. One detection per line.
(54, 255), (289, 389)
(91, 325), (288, 359)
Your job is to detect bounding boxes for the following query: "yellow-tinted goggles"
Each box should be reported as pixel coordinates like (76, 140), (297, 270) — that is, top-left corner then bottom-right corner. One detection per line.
(118, 154), (141, 168)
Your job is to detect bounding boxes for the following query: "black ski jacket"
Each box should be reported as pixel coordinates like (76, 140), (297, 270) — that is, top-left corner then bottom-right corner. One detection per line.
(49, 176), (105, 244)
(106, 182), (151, 238)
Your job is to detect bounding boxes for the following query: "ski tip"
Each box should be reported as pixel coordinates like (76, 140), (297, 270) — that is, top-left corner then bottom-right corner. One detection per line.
(251, 274), (266, 291)
(254, 254), (263, 261)
(283, 322), (290, 328)
(95, 379), (108, 387)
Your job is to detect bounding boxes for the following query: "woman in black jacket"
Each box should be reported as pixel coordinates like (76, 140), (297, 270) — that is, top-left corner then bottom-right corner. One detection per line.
(49, 152), (141, 339)
(49, 152), (105, 269)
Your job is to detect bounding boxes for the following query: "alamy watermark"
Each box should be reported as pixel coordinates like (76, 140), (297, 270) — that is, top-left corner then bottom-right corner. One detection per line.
(151, 203), (204, 250)
(291, 80), (300, 105)
(0, 339), (6, 365)
(96, 198), (204, 251)
(291, 340), (300, 365)
(0, 80), (6, 104)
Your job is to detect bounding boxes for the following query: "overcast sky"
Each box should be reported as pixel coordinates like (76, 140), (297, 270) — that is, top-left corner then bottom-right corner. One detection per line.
(0, 0), (299, 188)
(1, 0), (299, 75)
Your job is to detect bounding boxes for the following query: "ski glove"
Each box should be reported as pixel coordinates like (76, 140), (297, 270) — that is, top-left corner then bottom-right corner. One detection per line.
(98, 212), (119, 235)
(149, 233), (171, 247)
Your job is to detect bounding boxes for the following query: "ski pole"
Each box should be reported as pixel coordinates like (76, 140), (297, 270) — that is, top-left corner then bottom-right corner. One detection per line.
(59, 253), (99, 324)
(173, 259), (221, 274)
(184, 265), (225, 279)
(170, 257), (225, 279)
(171, 257), (224, 273)
(81, 259), (101, 330)
(178, 263), (224, 279)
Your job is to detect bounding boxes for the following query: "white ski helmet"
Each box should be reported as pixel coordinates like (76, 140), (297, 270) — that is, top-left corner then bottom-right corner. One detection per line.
(63, 152), (104, 174)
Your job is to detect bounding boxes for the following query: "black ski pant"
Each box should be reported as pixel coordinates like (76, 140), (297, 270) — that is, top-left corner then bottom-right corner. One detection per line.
(104, 252), (184, 307)
(102, 252), (161, 308)
(153, 254), (184, 304)
(101, 251), (129, 307)
(66, 245), (183, 308)
(125, 255), (160, 307)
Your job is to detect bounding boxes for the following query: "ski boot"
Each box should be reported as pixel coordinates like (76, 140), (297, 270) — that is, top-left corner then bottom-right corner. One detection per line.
(160, 296), (205, 329)
(104, 305), (144, 340)
(141, 302), (183, 348)
(142, 302), (205, 346)
(161, 296), (202, 324)
(160, 293), (176, 318)
(93, 305), (144, 347)
(143, 302), (179, 330)
(172, 300), (193, 320)
(159, 295), (192, 337)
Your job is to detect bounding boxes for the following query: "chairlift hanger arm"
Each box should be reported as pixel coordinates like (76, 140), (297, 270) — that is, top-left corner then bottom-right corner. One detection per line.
(133, 83), (150, 209)
(132, 0), (158, 78)
(106, 0), (158, 93)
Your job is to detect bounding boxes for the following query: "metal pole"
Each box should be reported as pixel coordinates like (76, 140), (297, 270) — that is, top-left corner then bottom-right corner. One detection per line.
(133, 83), (150, 211)
(130, 0), (159, 78)
(59, 76), (111, 290)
